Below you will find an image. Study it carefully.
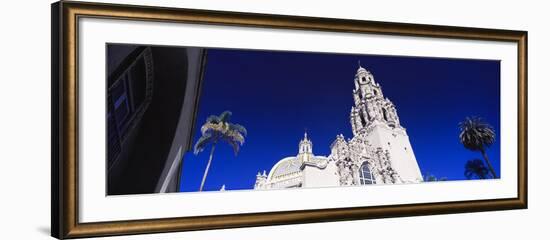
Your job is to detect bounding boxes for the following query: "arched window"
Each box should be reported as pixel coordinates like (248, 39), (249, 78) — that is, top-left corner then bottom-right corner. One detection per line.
(359, 162), (376, 185)
(382, 108), (389, 121)
(359, 112), (367, 126)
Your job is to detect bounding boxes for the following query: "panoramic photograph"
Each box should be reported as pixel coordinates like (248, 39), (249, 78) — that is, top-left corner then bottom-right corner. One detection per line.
(106, 44), (500, 195)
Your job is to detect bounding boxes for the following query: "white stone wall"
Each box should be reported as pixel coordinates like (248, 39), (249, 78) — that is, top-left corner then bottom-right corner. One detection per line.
(365, 125), (423, 183)
(303, 162), (340, 188)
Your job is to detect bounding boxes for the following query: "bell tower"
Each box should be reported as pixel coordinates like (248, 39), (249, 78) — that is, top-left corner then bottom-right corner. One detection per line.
(349, 63), (423, 183)
(350, 63), (395, 135)
(297, 131), (314, 164)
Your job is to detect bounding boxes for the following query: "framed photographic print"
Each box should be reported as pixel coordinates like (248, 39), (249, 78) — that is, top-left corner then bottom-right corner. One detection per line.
(51, 1), (527, 239)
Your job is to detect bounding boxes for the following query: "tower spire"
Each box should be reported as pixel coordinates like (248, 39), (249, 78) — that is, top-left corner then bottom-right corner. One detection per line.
(358, 60), (361, 68)
(299, 129), (312, 154)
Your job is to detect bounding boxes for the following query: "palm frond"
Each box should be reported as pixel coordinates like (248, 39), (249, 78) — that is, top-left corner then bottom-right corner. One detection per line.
(193, 134), (214, 154)
(219, 111), (232, 122)
(226, 139), (241, 156)
(201, 122), (220, 135)
(202, 122), (234, 136)
(464, 159), (489, 179)
(459, 116), (496, 151)
(205, 115), (221, 124)
(229, 123), (247, 136)
(223, 130), (245, 146)
(194, 110), (246, 156)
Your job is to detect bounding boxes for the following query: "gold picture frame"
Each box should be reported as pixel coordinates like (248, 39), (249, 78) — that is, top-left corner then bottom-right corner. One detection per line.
(51, 1), (527, 239)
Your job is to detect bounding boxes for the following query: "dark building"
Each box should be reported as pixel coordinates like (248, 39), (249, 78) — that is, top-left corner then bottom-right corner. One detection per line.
(107, 44), (205, 195)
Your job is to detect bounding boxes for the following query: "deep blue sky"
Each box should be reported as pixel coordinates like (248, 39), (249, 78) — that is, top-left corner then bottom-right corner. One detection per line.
(179, 48), (500, 192)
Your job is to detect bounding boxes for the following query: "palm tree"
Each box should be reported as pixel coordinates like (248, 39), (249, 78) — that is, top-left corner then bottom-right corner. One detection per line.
(193, 111), (247, 191)
(459, 116), (497, 178)
(464, 159), (490, 179)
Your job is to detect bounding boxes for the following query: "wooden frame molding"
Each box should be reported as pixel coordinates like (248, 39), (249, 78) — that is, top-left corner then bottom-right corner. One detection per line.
(51, 1), (527, 239)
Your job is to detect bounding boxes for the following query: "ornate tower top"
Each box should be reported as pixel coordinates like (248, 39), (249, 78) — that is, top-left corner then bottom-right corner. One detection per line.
(357, 60), (365, 71)
(355, 64), (376, 87)
(299, 131), (313, 154)
(350, 64), (402, 135)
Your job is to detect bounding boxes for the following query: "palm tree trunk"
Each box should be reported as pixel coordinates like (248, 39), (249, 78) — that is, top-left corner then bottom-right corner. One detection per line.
(481, 149), (497, 179)
(199, 144), (216, 191)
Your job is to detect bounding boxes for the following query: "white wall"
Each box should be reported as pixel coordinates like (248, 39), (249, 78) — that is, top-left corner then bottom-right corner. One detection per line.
(0, 0), (547, 239)
(303, 162), (340, 187)
(367, 125), (423, 182)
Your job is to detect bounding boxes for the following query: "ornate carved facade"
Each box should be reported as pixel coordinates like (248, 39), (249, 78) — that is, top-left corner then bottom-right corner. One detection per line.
(254, 64), (423, 190)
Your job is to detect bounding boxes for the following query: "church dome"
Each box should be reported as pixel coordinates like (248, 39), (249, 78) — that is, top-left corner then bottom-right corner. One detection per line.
(255, 132), (332, 189)
(267, 157), (302, 181)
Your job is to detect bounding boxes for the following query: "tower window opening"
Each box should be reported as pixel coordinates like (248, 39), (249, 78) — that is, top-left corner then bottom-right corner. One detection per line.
(382, 108), (389, 121)
(360, 112), (367, 126)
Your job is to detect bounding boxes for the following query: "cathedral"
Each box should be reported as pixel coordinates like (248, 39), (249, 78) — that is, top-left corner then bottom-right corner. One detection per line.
(254, 64), (423, 190)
